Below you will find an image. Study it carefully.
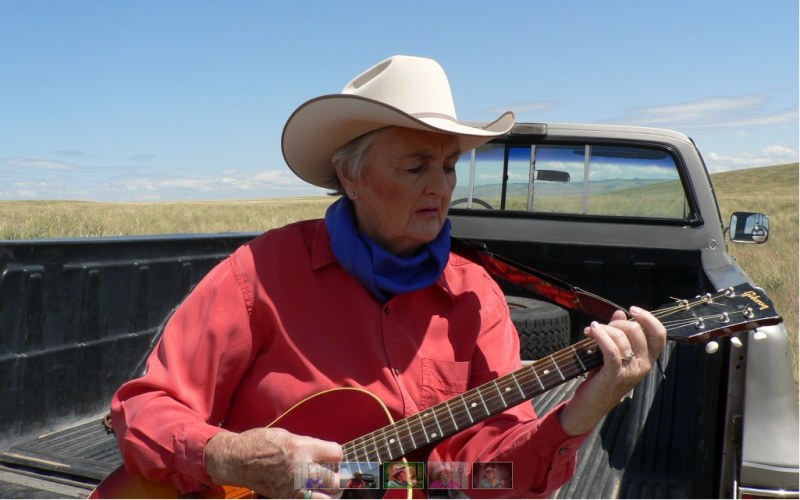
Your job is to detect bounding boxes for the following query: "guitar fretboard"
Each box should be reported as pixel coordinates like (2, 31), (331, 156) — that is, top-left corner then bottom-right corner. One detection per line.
(340, 282), (782, 465)
(341, 338), (603, 464)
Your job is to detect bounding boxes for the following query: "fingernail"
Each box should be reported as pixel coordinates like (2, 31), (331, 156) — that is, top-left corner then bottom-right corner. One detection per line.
(630, 306), (642, 314)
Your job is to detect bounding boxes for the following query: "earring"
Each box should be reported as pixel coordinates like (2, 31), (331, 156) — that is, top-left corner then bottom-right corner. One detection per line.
(350, 191), (356, 197)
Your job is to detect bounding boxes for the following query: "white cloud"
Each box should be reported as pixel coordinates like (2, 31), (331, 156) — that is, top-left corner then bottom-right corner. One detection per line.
(91, 169), (325, 201)
(704, 145), (799, 173)
(12, 181), (48, 187)
(2, 158), (82, 171)
(612, 94), (798, 131)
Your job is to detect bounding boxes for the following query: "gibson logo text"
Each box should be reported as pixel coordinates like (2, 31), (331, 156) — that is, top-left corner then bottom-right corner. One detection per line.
(741, 290), (770, 311)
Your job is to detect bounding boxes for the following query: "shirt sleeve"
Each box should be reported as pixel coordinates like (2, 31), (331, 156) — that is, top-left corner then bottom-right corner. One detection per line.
(110, 254), (259, 494)
(430, 277), (590, 499)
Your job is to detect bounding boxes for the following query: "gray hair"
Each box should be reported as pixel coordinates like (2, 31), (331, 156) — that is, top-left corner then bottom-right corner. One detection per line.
(327, 126), (394, 196)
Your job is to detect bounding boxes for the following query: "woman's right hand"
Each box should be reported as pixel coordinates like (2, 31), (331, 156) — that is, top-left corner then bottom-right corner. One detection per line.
(204, 427), (342, 499)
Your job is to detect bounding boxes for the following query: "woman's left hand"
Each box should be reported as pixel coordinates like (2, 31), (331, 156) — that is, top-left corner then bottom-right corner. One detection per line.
(558, 306), (667, 437)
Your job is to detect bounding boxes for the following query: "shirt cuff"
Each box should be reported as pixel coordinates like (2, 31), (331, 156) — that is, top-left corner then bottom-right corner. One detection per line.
(174, 423), (227, 493)
(532, 401), (591, 467)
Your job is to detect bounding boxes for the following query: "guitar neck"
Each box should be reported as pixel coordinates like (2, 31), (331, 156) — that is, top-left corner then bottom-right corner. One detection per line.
(342, 337), (602, 464)
(341, 282), (782, 465)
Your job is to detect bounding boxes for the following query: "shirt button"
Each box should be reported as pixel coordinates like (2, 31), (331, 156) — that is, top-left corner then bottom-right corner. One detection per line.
(394, 368), (400, 375)
(384, 306), (391, 314)
(557, 448), (568, 455)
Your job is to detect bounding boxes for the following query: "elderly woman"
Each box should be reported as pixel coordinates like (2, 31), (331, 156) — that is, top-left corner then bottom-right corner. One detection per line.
(386, 464), (410, 488)
(430, 462), (461, 489)
(476, 466), (503, 489)
(110, 55), (666, 499)
(304, 465), (324, 490)
(344, 471), (365, 489)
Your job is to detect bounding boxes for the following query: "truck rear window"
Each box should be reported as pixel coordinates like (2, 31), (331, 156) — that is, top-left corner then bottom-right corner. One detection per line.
(452, 142), (690, 220)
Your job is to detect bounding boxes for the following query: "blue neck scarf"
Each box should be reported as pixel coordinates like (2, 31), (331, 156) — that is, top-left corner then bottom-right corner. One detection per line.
(325, 197), (451, 302)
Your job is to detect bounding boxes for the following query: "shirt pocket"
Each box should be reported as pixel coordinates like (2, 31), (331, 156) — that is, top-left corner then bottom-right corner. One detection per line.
(420, 358), (470, 410)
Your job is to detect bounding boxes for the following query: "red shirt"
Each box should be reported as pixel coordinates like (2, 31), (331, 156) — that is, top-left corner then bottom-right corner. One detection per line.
(110, 220), (588, 498)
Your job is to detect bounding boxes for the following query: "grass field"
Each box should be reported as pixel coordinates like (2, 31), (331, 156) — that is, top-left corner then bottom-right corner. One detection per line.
(1, 163), (797, 379)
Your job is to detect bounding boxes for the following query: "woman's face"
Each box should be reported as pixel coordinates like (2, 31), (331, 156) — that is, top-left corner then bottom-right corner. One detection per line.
(486, 470), (495, 479)
(439, 469), (452, 481)
(341, 127), (460, 257)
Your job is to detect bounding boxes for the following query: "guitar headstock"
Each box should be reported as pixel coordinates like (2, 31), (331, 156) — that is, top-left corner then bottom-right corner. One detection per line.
(660, 283), (782, 344)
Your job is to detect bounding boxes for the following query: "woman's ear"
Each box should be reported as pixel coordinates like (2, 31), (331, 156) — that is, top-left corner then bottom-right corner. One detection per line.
(337, 171), (358, 199)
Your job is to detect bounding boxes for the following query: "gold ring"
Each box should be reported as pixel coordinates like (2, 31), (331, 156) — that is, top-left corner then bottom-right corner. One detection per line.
(623, 352), (635, 362)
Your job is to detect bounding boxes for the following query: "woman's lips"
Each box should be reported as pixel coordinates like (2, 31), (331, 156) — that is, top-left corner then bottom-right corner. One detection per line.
(415, 207), (440, 218)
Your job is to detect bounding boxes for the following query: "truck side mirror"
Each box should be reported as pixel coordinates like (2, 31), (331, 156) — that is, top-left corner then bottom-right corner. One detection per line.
(728, 212), (770, 244)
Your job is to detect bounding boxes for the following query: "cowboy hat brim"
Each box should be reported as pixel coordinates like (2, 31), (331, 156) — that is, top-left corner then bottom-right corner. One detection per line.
(282, 94), (515, 189)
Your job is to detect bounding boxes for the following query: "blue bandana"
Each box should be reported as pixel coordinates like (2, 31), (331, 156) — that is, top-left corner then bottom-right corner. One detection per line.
(325, 197), (451, 302)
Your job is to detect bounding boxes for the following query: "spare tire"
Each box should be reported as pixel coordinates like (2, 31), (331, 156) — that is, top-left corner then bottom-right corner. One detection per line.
(506, 295), (571, 361)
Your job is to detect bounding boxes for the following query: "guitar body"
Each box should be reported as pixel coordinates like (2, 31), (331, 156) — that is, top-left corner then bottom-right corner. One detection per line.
(91, 388), (427, 499)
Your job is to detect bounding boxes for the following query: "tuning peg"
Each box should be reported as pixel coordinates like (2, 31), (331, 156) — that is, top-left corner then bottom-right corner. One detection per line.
(753, 331), (767, 341)
(730, 336), (743, 348)
(706, 341), (720, 354)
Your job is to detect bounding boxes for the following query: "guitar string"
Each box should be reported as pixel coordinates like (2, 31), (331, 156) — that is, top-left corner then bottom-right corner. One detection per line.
(344, 294), (746, 460)
(344, 292), (745, 459)
(344, 309), (746, 462)
(343, 342), (600, 461)
(344, 336), (604, 460)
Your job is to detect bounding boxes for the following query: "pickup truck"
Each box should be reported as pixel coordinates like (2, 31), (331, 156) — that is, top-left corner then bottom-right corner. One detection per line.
(0, 122), (796, 499)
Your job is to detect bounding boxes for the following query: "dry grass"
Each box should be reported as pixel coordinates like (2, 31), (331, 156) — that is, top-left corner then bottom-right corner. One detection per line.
(1, 164), (796, 380)
(711, 163), (798, 383)
(0, 197), (336, 239)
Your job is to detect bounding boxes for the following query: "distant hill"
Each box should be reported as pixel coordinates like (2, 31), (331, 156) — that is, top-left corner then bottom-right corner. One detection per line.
(454, 178), (667, 199)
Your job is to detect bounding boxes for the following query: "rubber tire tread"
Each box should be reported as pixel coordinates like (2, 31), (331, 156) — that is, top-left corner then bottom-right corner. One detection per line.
(506, 295), (571, 361)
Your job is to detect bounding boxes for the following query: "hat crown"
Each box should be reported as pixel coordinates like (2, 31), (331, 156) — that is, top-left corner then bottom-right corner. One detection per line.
(342, 55), (457, 121)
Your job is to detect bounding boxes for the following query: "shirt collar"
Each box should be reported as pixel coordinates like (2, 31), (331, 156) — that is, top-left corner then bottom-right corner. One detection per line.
(312, 220), (456, 303)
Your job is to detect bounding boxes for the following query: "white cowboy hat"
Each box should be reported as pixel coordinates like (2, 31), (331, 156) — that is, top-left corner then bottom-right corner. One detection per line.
(484, 466), (496, 473)
(433, 463), (452, 476)
(389, 464), (407, 478)
(282, 55), (515, 189)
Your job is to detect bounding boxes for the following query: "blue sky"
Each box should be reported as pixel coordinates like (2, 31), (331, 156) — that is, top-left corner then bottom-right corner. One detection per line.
(1, 1), (797, 202)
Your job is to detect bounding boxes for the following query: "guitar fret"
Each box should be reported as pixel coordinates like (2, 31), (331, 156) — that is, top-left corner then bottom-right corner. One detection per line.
(378, 426), (400, 459)
(571, 345), (587, 371)
(394, 425), (405, 455)
(370, 433), (381, 463)
(354, 438), (364, 463)
(550, 355), (565, 380)
(430, 407), (444, 437)
(510, 372), (526, 399)
(493, 380), (508, 408)
(460, 394), (474, 423)
(444, 400), (458, 430)
(417, 413), (429, 443)
(405, 419), (417, 449)
(378, 428), (390, 460)
(529, 363), (545, 390)
(476, 387), (490, 414)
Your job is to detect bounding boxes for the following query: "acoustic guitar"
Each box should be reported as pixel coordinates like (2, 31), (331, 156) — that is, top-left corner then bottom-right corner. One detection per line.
(90, 282), (781, 499)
